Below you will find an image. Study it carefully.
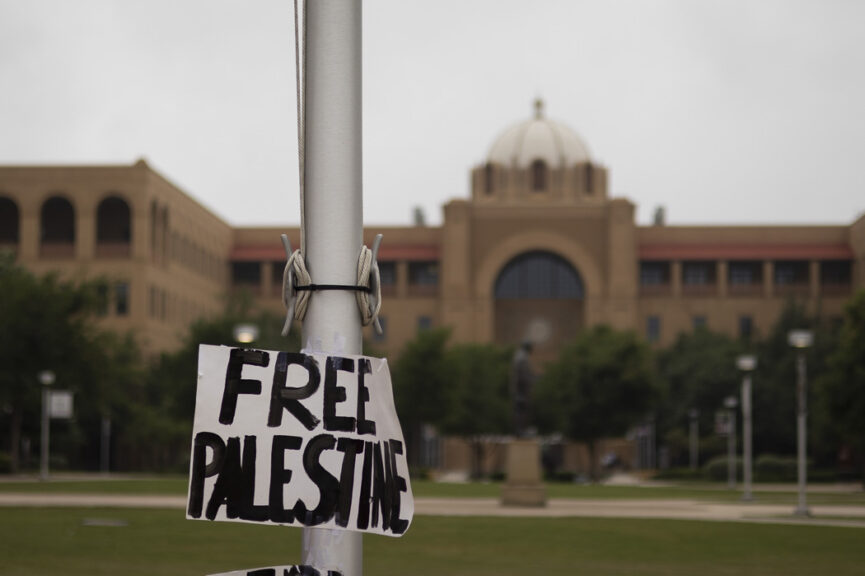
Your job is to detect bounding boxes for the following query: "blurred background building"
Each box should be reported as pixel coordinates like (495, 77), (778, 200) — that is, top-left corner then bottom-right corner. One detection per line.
(2, 100), (863, 359)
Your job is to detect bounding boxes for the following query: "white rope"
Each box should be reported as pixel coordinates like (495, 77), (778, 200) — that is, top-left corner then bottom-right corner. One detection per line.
(294, 0), (307, 256)
(356, 245), (382, 330)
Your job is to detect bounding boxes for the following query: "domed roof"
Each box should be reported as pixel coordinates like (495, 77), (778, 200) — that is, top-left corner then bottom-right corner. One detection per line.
(487, 100), (591, 168)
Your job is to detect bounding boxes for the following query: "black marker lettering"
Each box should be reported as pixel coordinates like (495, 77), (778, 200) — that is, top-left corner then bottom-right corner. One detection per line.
(188, 432), (225, 518)
(335, 437), (364, 528)
(356, 440), (374, 530)
(268, 352), (321, 430)
(220, 349), (269, 425)
(323, 356), (356, 432)
(356, 358), (376, 436)
(269, 434), (302, 523)
(239, 435), (268, 521)
(388, 439), (409, 535)
(206, 436), (243, 520)
(293, 434), (339, 526)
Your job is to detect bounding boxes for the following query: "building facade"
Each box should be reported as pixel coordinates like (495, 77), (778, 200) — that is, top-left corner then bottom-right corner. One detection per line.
(2, 102), (864, 361)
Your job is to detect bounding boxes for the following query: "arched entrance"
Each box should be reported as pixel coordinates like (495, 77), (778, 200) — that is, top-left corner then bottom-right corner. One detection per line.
(494, 250), (584, 364)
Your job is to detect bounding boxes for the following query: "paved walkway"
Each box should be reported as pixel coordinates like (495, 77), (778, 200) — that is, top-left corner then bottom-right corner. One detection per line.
(1, 493), (864, 528)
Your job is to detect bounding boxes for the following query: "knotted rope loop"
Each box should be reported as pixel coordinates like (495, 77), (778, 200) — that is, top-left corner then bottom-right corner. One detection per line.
(280, 234), (384, 336)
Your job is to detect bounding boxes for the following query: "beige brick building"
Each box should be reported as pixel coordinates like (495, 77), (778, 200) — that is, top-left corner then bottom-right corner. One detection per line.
(2, 101), (863, 361)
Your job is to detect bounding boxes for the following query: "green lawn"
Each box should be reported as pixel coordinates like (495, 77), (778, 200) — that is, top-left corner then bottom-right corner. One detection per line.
(2, 475), (863, 506)
(0, 507), (862, 576)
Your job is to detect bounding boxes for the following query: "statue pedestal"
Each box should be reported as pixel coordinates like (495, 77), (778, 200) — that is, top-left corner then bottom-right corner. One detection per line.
(500, 438), (547, 507)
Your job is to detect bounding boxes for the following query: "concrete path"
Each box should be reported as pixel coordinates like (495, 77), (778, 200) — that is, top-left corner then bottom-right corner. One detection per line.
(1, 493), (863, 528)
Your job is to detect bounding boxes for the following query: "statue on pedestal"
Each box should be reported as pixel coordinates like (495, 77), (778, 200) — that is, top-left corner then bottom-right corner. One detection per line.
(510, 341), (534, 438)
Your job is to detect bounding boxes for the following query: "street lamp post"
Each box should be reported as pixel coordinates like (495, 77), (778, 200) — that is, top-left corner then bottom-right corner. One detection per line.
(724, 396), (738, 489)
(736, 354), (757, 501)
(232, 323), (259, 345)
(788, 329), (813, 517)
(688, 408), (699, 472)
(38, 370), (55, 481)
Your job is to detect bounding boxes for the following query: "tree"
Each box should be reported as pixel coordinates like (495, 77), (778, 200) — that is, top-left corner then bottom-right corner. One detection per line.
(534, 325), (657, 480)
(817, 290), (865, 484)
(440, 342), (512, 479)
(391, 328), (452, 470)
(655, 328), (742, 466)
(751, 303), (838, 460)
(0, 254), (130, 472)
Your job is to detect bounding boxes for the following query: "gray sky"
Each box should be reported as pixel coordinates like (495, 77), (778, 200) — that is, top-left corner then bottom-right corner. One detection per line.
(1, 0), (863, 227)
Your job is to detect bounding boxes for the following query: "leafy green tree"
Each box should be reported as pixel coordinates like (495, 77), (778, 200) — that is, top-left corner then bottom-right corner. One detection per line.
(752, 303), (837, 460)
(656, 329), (742, 466)
(440, 342), (512, 479)
(535, 325), (657, 480)
(391, 328), (452, 470)
(817, 290), (865, 484)
(0, 254), (130, 472)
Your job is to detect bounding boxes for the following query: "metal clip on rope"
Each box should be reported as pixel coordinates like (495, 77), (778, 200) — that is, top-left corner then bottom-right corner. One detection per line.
(280, 233), (384, 337)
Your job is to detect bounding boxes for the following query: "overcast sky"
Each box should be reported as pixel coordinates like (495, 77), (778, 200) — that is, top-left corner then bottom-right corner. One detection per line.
(2, 0), (863, 227)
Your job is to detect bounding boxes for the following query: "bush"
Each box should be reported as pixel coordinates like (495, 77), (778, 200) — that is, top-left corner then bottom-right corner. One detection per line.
(755, 454), (803, 483)
(703, 455), (742, 482)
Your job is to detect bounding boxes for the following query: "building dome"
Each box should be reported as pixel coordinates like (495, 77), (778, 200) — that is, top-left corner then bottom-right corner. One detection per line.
(487, 99), (591, 168)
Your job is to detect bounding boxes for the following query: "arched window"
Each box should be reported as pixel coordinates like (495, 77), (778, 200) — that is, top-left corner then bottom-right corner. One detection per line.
(495, 251), (583, 299)
(150, 200), (159, 259)
(40, 196), (75, 258)
(96, 195), (131, 258)
(161, 206), (170, 263)
(484, 162), (495, 195)
(494, 251), (585, 359)
(530, 160), (547, 192)
(585, 163), (594, 194)
(0, 196), (19, 247)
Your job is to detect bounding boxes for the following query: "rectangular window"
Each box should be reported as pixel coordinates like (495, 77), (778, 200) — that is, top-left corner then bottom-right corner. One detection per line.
(728, 261), (762, 286)
(646, 315), (661, 343)
(693, 316), (707, 331)
(378, 261), (396, 286)
(639, 261), (670, 286)
(417, 316), (432, 332)
(148, 286), (156, 318)
(682, 261), (716, 286)
(408, 261), (439, 297)
(820, 260), (851, 285)
(409, 261), (438, 285)
(232, 261), (261, 285)
(774, 260), (809, 286)
(271, 261), (285, 290)
(739, 316), (753, 340)
(115, 282), (129, 316)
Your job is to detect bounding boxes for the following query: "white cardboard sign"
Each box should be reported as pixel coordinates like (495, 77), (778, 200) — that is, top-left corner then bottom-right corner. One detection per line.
(187, 345), (413, 537)
(209, 565), (341, 576)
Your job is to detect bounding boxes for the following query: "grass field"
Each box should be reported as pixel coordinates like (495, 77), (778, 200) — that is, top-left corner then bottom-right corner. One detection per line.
(2, 475), (864, 506)
(0, 507), (863, 576)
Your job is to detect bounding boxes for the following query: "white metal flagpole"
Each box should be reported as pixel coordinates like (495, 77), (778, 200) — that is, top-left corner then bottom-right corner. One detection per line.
(301, 0), (364, 574)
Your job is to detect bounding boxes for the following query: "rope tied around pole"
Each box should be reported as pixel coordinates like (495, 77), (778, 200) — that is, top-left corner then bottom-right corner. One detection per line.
(280, 234), (383, 337)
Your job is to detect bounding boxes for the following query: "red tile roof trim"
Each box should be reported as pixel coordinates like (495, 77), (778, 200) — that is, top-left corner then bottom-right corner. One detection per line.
(638, 243), (854, 260)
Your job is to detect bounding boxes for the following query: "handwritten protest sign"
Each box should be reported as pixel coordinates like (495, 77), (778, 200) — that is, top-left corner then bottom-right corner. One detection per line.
(187, 345), (413, 537)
